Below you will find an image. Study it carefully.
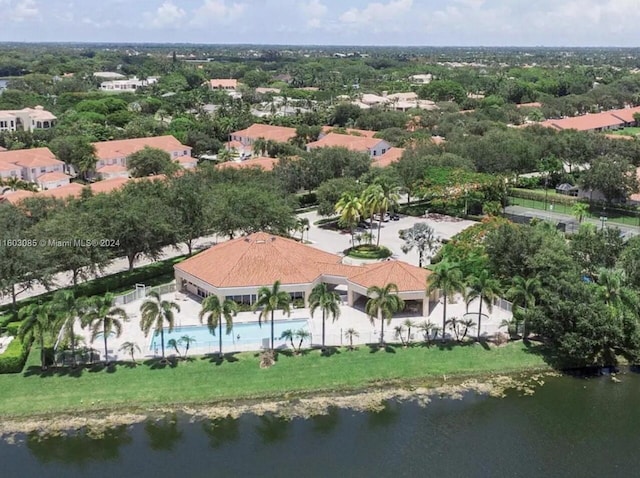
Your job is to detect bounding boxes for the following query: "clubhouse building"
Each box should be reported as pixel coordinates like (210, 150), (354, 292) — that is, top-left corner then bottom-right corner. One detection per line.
(174, 232), (435, 316)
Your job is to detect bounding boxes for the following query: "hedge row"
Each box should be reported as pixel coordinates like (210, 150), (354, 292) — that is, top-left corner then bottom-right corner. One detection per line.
(0, 337), (28, 374)
(346, 245), (393, 260)
(0, 254), (189, 318)
(509, 188), (579, 206)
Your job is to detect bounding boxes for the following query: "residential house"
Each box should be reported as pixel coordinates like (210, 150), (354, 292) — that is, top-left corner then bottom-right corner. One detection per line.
(306, 133), (391, 158)
(91, 135), (193, 178)
(227, 124), (297, 155)
(539, 105), (640, 132)
(409, 74), (433, 84)
(216, 156), (280, 172)
(0, 147), (69, 185)
(100, 76), (159, 92)
(208, 79), (238, 91)
(0, 106), (57, 132)
(374, 147), (405, 168)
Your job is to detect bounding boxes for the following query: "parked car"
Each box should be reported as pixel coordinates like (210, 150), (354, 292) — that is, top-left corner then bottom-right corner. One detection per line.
(390, 213), (400, 221)
(357, 221), (370, 229)
(373, 213), (390, 222)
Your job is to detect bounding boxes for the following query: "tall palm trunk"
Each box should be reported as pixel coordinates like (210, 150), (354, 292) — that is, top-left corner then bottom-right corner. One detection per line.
(103, 322), (109, 364)
(69, 321), (77, 367)
(160, 327), (166, 359)
(218, 319), (223, 357)
(442, 299), (447, 343)
(379, 311), (385, 346)
(377, 215), (383, 246)
(322, 309), (326, 349)
(477, 295), (484, 340)
(271, 310), (275, 352)
(40, 335), (46, 370)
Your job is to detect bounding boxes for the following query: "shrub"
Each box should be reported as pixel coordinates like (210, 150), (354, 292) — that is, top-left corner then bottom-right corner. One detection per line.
(0, 337), (28, 374)
(346, 245), (393, 260)
(5, 323), (20, 336)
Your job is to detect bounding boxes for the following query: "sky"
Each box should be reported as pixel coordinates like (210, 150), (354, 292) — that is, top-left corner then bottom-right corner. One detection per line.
(1, 0), (640, 46)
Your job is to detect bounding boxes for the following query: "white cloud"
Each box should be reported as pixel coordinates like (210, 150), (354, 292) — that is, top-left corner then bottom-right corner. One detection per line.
(146, 1), (186, 29)
(6, 0), (40, 21)
(301, 0), (327, 29)
(191, 0), (246, 26)
(339, 0), (413, 29)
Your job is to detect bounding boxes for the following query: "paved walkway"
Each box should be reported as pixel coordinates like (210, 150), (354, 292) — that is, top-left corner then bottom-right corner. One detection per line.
(73, 291), (513, 362)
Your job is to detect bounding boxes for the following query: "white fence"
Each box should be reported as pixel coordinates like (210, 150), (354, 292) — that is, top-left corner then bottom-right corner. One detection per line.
(113, 281), (177, 305)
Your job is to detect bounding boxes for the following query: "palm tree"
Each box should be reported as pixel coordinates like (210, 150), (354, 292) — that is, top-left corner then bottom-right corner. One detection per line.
(427, 260), (465, 342)
(51, 290), (87, 368)
(179, 335), (196, 358)
(507, 275), (541, 338)
(373, 177), (399, 246)
(167, 338), (182, 358)
(361, 184), (383, 244)
(466, 269), (502, 340)
(417, 320), (439, 345)
(140, 291), (181, 362)
(308, 283), (341, 350)
(18, 302), (56, 370)
(596, 268), (638, 312)
(344, 328), (359, 350)
(335, 192), (363, 247)
(295, 329), (310, 353)
(84, 293), (129, 365)
(253, 281), (292, 352)
(403, 318), (416, 345)
(365, 284), (405, 346)
(119, 341), (141, 364)
(572, 201), (589, 224)
(401, 223), (438, 268)
(279, 329), (296, 351)
(199, 295), (238, 357)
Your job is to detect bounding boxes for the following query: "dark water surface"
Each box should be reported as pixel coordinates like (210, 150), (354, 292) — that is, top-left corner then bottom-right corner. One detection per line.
(2, 373), (640, 478)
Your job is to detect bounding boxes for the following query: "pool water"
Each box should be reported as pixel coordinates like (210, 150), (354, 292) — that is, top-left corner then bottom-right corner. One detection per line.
(149, 319), (310, 351)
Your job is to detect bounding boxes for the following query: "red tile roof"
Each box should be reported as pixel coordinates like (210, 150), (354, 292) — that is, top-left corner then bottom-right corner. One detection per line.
(175, 232), (353, 288)
(216, 157), (279, 172)
(209, 79), (238, 89)
(307, 133), (384, 153)
(321, 126), (377, 138)
(230, 124), (297, 143)
(374, 147), (405, 168)
(348, 260), (431, 292)
(37, 172), (71, 183)
(92, 135), (190, 160)
(0, 147), (63, 168)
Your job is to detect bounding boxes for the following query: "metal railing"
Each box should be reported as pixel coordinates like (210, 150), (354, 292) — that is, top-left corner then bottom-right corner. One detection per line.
(113, 281), (176, 305)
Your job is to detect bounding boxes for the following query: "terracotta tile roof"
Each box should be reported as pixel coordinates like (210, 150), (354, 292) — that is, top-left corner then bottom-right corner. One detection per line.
(36, 172), (71, 183)
(321, 126), (377, 138)
(40, 183), (85, 200)
(175, 232), (347, 288)
(374, 147), (405, 168)
(307, 133), (385, 153)
(209, 79), (238, 89)
(230, 124), (297, 143)
(0, 162), (21, 172)
(0, 147), (63, 168)
(0, 146), (6, 152)
(348, 260), (431, 292)
(610, 106), (640, 123)
(216, 157), (279, 172)
(92, 135), (190, 160)
(0, 190), (36, 204)
(226, 140), (245, 150)
(90, 177), (130, 194)
(431, 135), (446, 145)
(541, 112), (625, 131)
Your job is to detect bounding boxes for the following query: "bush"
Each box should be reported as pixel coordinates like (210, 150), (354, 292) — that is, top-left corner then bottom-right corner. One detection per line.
(5, 322), (20, 336)
(296, 191), (317, 208)
(346, 245), (393, 260)
(509, 188), (578, 206)
(0, 337), (28, 374)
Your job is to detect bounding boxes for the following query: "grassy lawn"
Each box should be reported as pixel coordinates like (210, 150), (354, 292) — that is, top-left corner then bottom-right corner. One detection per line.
(0, 342), (548, 418)
(610, 127), (640, 136)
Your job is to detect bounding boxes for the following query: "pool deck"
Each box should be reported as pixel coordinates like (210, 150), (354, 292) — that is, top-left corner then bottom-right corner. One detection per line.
(74, 291), (513, 362)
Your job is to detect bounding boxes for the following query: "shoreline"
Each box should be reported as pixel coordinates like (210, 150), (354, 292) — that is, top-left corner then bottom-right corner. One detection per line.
(0, 368), (556, 437)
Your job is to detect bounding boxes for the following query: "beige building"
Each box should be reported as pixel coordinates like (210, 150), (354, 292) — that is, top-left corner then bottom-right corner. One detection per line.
(174, 232), (435, 317)
(0, 106), (57, 133)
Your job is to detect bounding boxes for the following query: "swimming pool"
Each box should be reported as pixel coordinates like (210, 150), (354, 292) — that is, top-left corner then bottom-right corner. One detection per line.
(149, 319), (310, 352)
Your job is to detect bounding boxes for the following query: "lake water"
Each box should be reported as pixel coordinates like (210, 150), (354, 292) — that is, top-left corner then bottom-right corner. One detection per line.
(2, 371), (640, 477)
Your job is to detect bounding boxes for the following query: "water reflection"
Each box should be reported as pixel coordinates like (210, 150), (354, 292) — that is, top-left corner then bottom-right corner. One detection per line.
(255, 414), (290, 444)
(145, 414), (182, 451)
(27, 425), (132, 464)
(202, 416), (240, 449)
(311, 407), (340, 435)
(367, 401), (400, 428)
